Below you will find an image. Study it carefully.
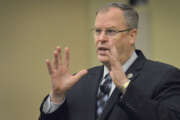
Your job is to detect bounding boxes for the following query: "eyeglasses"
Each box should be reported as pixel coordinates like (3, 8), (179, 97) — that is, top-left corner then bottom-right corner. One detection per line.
(92, 27), (133, 37)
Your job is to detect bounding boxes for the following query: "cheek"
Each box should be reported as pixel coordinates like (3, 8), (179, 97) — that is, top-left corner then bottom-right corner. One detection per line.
(106, 38), (114, 47)
(110, 38), (120, 48)
(113, 38), (127, 51)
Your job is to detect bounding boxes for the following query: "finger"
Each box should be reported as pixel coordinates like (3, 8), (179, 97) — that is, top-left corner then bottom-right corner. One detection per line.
(46, 59), (53, 74)
(110, 46), (118, 58)
(53, 50), (59, 69)
(105, 50), (116, 68)
(109, 71), (118, 84)
(64, 47), (70, 68)
(109, 71), (121, 87)
(109, 71), (115, 83)
(107, 47), (120, 68)
(56, 46), (62, 65)
(73, 69), (88, 81)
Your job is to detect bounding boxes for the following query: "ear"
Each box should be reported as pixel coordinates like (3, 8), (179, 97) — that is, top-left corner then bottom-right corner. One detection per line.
(128, 29), (137, 45)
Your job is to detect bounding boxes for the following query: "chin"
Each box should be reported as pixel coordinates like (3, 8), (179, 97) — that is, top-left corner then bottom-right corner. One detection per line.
(97, 55), (109, 64)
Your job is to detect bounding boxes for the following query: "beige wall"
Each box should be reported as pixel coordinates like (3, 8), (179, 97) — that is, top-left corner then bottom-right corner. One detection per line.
(0, 0), (90, 120)
(0, 0), (180, 120)
(150, 0), (180, 68)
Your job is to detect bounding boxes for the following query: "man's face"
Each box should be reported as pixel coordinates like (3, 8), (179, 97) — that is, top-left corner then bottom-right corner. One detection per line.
(94, 7), (136, 65)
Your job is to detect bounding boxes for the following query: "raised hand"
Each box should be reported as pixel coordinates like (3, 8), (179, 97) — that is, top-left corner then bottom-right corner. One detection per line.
(46, 46), (88, 104)
(105, 46), (129, 89)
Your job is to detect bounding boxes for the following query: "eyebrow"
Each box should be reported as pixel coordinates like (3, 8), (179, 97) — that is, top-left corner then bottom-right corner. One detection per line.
(93, 26), (118, 29)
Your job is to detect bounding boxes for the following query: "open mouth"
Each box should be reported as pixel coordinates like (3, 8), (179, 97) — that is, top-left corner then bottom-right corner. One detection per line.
(97, 47), (110, 55)
(98, 47), (109, 51)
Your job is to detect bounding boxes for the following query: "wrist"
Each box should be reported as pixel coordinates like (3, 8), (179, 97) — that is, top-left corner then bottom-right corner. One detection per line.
(50, 91), (65, 104)
(119, 79), (130, 94)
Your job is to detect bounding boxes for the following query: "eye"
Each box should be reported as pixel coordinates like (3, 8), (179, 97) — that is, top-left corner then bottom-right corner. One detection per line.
(95, 29), (101, 34)
(106, 29), (116, 35)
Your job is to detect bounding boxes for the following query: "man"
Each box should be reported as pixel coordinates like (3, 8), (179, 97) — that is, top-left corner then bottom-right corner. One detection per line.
(39, 2), (180, 120)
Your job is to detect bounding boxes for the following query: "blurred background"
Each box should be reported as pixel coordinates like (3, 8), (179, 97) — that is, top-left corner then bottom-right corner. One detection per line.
(0, 0), (180, 120)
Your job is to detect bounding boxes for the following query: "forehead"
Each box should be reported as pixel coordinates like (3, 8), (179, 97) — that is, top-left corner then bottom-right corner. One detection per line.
(95, 7), (126, 28)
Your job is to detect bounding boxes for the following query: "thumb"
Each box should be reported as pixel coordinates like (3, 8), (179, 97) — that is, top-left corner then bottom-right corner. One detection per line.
(73, 69), (88, 81)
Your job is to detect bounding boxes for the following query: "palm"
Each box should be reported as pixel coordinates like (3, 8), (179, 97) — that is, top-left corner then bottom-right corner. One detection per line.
(50, 66), (72, 94)
(46, 46), (87, 102)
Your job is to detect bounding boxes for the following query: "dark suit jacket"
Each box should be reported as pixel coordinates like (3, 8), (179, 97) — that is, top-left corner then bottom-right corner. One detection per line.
(39, 50), (180, 120)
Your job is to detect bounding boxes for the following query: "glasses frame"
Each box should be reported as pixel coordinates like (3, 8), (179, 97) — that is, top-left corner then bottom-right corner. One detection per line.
(92, 27), (133, 37)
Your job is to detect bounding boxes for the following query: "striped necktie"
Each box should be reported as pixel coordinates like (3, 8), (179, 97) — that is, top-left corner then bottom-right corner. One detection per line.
(96, 73), (112, 119)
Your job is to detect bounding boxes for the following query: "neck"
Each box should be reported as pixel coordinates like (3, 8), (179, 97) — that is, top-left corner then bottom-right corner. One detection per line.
(120, 49), (134, 65)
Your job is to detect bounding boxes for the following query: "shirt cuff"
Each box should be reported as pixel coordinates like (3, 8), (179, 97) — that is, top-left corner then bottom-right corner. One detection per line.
(42, 95), (65, 113)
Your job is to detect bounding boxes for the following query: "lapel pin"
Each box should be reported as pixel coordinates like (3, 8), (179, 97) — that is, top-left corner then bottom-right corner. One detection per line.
(127, 73), (133, 79)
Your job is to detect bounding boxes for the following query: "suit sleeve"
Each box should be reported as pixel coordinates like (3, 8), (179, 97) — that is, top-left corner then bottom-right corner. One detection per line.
(120, 67), (180, 120)
(39, 95), (68, 120)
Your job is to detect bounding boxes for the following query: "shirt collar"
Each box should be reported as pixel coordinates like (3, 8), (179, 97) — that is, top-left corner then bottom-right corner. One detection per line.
(103, 51), (138, 78)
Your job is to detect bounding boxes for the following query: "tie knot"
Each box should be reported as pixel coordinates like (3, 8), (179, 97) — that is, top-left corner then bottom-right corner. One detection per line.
(104, 73), (112, 82)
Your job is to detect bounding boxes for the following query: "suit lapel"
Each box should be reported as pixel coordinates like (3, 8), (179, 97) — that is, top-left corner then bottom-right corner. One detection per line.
(99, 50), (147, 120)
(125, 50), (146, 82)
